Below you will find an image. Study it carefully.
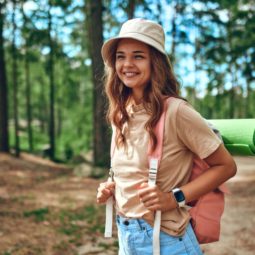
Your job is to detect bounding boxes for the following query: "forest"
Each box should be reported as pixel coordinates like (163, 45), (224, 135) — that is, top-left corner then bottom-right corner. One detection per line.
(0, 0), (254, 167)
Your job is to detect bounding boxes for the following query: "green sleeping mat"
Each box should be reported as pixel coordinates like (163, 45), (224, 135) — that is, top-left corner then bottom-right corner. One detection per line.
(209, 119), (255, 156)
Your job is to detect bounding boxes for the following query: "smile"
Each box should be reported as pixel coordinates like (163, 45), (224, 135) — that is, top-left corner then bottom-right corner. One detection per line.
(124, 72), (138, 77)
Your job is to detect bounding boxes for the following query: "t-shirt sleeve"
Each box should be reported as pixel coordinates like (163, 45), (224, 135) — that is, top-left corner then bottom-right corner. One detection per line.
(176, 102), (222, 159)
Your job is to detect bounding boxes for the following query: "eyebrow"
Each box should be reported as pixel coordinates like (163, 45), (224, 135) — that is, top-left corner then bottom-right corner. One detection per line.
(116, 50), (146, 54)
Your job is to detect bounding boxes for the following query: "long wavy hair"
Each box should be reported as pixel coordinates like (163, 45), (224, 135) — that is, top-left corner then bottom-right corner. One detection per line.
(104, 41), (181, 151)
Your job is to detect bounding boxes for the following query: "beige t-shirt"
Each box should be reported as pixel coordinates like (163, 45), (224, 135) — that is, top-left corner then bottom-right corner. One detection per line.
(111, 97), (222, 236)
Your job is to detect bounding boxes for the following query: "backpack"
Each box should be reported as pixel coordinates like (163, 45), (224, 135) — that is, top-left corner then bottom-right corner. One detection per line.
(188, 156), (228, 244)
(105, 97), (228, 254)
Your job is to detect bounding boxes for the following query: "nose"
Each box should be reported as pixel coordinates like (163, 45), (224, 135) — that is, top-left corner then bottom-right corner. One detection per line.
(123, 57), (134, 67)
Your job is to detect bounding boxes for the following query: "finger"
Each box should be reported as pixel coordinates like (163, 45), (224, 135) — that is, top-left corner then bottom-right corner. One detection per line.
(138, 186), (157, 198)
(142, 197), (154, 207)
(141, 198), (161, 211)
(105, 182), (115, 189)
(98, 182), (115, 192)
(101, 189), (112, 196)
(146, 204), (160, 211)
(139, 192), (156, 203)
(96, 192), (110, 204)
(142, 195), (160, 206)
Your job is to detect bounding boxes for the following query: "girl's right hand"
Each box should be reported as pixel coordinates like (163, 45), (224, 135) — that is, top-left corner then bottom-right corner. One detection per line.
(96, 181), (115, 204)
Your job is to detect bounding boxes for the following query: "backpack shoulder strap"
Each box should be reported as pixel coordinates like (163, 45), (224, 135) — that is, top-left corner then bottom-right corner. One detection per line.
(147, 97), (184, 167)
(148, 97), (179, 255)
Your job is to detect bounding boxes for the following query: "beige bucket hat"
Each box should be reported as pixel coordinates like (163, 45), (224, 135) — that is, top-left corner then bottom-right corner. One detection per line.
(101, 18), (166, 66)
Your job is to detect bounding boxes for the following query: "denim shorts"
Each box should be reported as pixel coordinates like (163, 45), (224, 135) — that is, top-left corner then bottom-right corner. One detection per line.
(116, 215), (203, 255)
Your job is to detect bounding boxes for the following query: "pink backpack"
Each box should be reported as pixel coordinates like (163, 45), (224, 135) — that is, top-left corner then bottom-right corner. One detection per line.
(188, 157), (228, 244)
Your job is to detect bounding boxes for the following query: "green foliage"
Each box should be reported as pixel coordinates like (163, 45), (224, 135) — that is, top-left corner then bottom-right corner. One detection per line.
(23, 207), (49, 222)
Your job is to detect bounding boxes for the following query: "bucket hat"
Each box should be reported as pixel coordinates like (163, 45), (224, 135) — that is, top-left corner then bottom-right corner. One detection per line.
(101, 18), (166, 66)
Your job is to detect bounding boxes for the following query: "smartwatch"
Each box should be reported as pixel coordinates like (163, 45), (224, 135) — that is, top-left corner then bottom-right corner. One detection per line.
(172, 188), (186, 207)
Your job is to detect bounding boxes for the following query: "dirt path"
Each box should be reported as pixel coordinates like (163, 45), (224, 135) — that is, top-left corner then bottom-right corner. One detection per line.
(0, 153), (254, 255)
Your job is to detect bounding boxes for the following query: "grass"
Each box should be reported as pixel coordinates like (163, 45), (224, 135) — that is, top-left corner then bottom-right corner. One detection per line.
(23, 207), (49, 222)
(18, 204), (114, 254)
(58, 205), (105, 238)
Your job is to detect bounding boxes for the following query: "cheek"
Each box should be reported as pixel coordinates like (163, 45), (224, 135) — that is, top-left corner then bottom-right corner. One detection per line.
(145, 64), (152, 80)
(115, 63), (122, 77)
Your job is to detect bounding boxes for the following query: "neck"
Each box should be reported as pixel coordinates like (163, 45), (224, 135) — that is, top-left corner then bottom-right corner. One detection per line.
(133, 97), (143, 105)
(132, 89), (144, 105)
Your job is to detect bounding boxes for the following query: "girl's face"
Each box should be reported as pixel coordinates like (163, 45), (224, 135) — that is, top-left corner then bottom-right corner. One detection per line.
(115, 38), (151, 101)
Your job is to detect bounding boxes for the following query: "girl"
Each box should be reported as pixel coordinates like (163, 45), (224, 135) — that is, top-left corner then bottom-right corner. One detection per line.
(97, 18), (236, 255)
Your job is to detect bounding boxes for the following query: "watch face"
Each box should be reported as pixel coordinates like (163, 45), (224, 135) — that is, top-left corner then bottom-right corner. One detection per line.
(174, 190), (185, 202)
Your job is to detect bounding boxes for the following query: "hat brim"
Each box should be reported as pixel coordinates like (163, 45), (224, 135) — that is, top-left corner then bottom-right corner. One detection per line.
(101, 33), (166, 66)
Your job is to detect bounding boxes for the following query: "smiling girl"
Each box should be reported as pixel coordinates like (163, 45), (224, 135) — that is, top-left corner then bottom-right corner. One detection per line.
(96, 18), (236, 255)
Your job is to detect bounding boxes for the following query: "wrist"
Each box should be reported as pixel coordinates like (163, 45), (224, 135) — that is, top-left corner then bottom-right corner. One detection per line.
(164, 191), (178, 211)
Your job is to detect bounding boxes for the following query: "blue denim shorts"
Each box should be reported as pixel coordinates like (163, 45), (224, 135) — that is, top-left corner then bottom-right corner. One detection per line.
(116, 215), (203, 255)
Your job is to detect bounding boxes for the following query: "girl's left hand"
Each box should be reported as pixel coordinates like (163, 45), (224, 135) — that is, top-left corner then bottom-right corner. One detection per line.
(137, 182), (177, 212)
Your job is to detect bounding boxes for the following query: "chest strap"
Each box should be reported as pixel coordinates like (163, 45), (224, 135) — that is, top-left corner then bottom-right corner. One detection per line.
(104, 168), (114, 238)
(149, 158), (161, 255)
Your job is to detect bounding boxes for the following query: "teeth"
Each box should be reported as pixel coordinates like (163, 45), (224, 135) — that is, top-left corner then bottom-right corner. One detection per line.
(125, 72), (137, 77)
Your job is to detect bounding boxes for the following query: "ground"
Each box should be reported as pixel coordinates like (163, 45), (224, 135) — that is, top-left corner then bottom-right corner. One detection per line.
(0, 153), (254, 255)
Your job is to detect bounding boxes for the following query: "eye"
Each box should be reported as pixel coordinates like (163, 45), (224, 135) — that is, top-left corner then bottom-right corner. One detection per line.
(116, 54), (124, 60)
(135, 55), (144, 59)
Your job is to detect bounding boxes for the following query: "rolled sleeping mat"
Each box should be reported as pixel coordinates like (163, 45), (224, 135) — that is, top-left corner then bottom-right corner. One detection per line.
(209, 119), (255, 156)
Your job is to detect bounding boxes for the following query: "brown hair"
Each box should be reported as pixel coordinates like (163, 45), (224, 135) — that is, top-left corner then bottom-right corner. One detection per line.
(104, 43), (181, 151)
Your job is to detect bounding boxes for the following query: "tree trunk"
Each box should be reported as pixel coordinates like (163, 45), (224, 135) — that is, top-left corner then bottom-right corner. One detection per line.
(0, 0), (9, 152)
(25, 46), (33, 151)
(39, 79), (47, 133)
(56, 102), (62, 137)
(22, 4), (33, 152)
(244, 53), (252, 118)
(48, 0), (55, 160)
(228, 65), (236, 118)
(12, 0), (20, 156)
(127, 0), (136, 19)
(86, 0), (110, 167)
(226, 12), (236, 119)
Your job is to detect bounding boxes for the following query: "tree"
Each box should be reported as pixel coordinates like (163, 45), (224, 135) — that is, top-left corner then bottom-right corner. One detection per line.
(12, 0), (20, 156)
(47, 0), (55, 160)
(86, 0), (110, 166)
(0, 0), (9, 152)
(21, 1), (33, 151)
